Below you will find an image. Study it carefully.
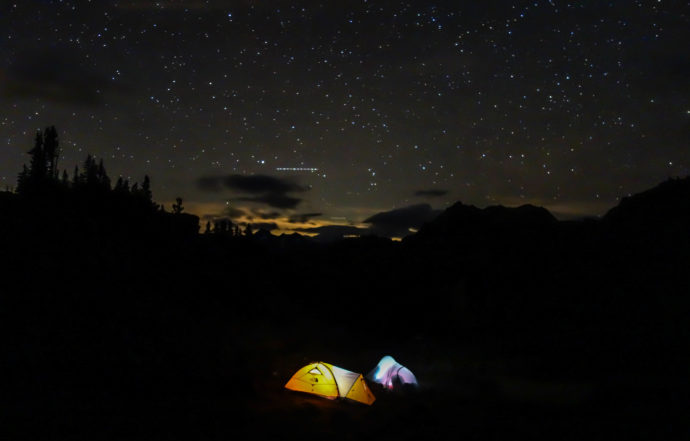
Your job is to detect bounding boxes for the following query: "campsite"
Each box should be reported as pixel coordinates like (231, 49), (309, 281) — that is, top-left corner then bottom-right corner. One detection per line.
(1, 122), (689, 439)
(3, 2), (690, 438)
(3, 173), (689, 439)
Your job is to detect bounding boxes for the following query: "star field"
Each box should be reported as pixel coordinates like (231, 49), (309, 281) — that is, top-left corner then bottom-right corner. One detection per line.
(1, 1), (689, 230)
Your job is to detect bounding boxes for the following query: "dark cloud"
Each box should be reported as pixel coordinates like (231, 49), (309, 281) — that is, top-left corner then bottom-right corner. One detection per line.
(223, 175), (307, 195)
(199, 206), (245, 221)
(250, 209), (281, 220)
(293, 225), (368, 242)
(250, 222), (279, 232)
(415, 189), (448, 198)
(235, 194), (302, 210)
(224, 206), (247, 219)
(288, 212), (323, 223)
(364, 204), (441, 238)
(1, 49), (124, 106)
(197, 177), (223, 192)
(196, 174), (309, 209)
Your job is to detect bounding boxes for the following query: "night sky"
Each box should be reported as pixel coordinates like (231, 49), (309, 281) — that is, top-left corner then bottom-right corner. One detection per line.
(1, 1), (689, 237)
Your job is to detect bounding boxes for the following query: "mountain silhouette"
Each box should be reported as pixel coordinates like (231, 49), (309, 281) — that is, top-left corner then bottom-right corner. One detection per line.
(404, 202), (558, 251)
(602, 177), (690, 250)
(604, 177), (690, 225)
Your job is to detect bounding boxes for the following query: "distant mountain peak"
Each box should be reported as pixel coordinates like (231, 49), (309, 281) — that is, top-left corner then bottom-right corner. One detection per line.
(603, 176), (690, 226)
(405, 200), (558, 246)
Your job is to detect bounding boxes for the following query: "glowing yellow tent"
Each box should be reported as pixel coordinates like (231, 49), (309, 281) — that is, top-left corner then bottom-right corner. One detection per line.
(285, 362), (376, 405)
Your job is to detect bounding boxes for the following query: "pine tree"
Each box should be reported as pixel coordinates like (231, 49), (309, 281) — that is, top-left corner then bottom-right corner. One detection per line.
(16, 165), (29, 194)
(82, 155), (98, 186)
(28, 130), (46, 184)
(97, 159), (110, 190)
(16, 126), (63, 194)
(141, 175), (152, 202)
(114, 177), (125, 193)
(43, 126), (60, 179)
(172, 197), (184, 214)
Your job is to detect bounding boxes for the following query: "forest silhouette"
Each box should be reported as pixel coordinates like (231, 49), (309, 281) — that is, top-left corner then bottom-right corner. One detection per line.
(2, 128), (689, 440)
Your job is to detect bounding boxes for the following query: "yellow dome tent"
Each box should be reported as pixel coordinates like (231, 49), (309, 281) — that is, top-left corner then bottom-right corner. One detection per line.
(285, 362), (376, 405)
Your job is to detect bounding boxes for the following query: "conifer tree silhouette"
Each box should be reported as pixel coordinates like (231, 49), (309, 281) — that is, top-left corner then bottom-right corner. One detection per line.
(97, 159), (110, 190)
(114, 177), (130, 193)
(114, 177), (125, 193)
(141, 175), (152, 202)
(16, 165), (29, 194)
(82, 155), (97, 187)
(172, 197), (184, 214)
(17, 128), (62, 194)
(28, 130), (47, 184)
(43, 126), (60, 179)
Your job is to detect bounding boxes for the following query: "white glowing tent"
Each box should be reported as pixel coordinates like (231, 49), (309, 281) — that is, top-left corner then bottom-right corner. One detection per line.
(367, 356), (418, 389)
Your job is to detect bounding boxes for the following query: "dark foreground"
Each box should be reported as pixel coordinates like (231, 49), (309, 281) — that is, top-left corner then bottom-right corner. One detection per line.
(2, 178), (690, 440)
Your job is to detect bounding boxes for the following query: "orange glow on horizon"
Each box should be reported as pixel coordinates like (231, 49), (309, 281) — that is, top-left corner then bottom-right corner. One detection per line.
(173, 201), (369, 237)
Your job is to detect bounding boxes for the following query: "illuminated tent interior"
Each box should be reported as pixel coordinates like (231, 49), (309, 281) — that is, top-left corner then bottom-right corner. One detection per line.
(285, 362), (376, 405)
(367, 356), (418, 389)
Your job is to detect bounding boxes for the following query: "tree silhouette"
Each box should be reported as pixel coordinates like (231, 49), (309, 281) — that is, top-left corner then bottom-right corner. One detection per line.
(11, 126), (200, 242)
(17, 127), (64, 194)
(97, 159), (110, 190)
(16, 165), (29, 194)
(28, 130), (47, 184)
(81, 155), (97, 186)
(43, 126), (60, 179)
(114, 177), (130, 194)
(141, 175), (152, 202)
(76, 155), (111, 191)
(172, 197), (184, 214)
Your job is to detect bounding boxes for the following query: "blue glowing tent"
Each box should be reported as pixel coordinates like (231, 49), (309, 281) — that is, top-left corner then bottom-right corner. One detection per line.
(367, 356), (418, 389)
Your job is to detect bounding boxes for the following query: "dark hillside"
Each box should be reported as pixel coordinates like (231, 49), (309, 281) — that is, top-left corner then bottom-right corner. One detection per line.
(1, 136), (689, 439)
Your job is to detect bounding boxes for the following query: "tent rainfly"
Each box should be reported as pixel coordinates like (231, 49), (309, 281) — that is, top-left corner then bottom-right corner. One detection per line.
(367, 356), (418, 389)
(285, 362), (376, 405)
